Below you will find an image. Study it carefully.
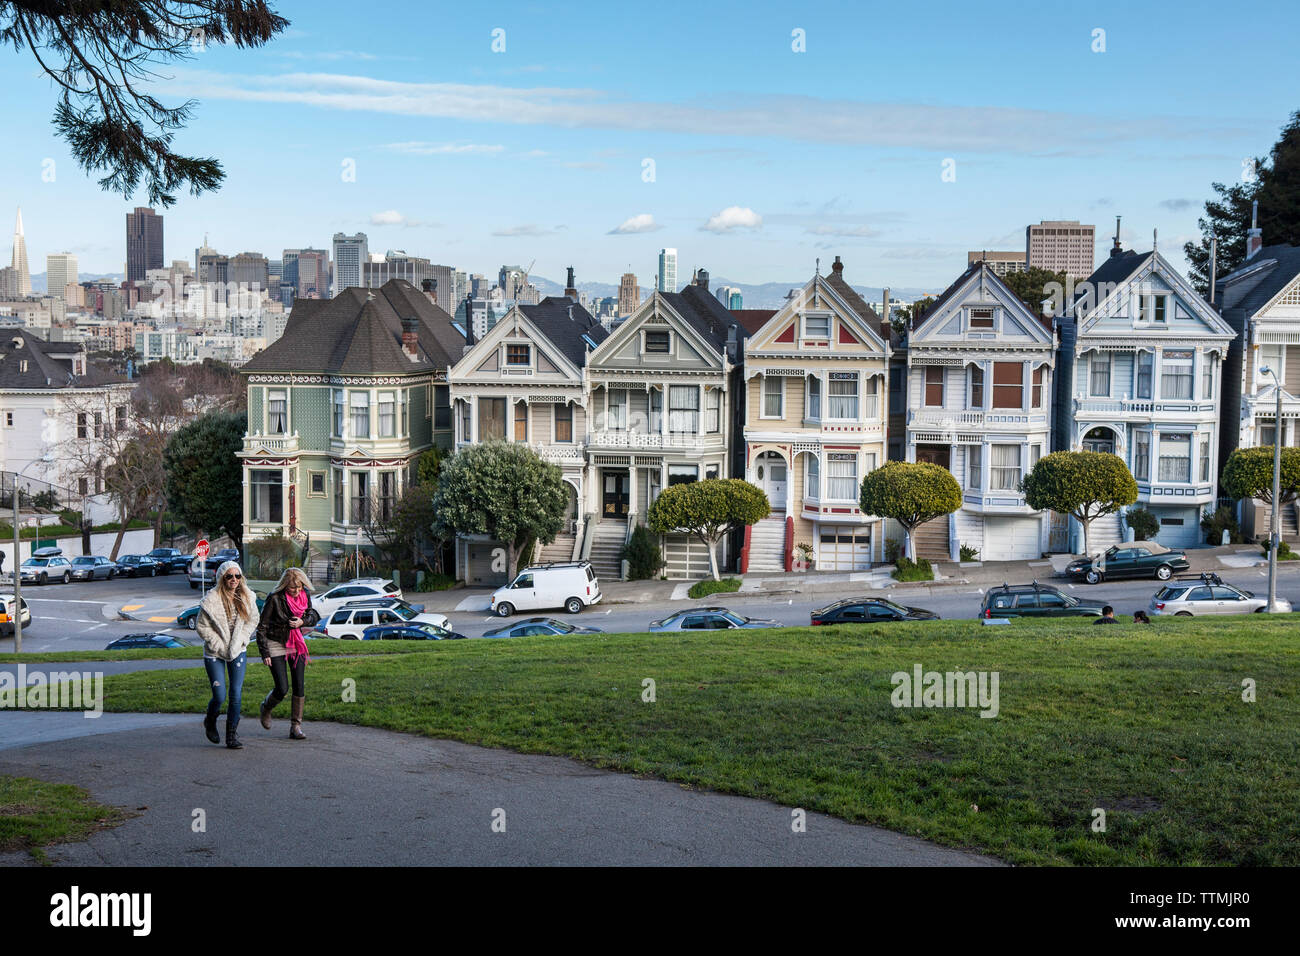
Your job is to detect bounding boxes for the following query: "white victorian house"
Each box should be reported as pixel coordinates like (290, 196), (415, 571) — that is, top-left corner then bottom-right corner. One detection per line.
(742, 256), (890, 571)
(448, 293), (607, 584)
(1055, 237), (1234, 550)
(906, 262), (1055, 561)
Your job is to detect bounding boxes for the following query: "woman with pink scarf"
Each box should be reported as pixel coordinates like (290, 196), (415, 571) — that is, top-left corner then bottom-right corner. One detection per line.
(254, 567), (319, 740)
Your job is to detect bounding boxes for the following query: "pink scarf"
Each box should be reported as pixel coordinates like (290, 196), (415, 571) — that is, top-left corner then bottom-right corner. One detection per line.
(285, 588), (311, 665)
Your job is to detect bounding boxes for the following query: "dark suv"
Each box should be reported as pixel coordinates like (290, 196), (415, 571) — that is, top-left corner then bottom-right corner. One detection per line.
(981, 582), (1108, 619)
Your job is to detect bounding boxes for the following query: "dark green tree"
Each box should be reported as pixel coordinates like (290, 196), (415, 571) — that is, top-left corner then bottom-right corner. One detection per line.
(1001, 266), (1069, 316)
(1220, 446), (1300, 510)
(163, 410), (246, 550)
(859, 461), (962, 561)
(1023, 451), (1137, 556)
(647, 479), (769, 581)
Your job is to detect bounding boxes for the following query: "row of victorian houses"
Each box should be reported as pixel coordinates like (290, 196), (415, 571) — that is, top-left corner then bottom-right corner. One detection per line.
(236, 230), (1300, 585)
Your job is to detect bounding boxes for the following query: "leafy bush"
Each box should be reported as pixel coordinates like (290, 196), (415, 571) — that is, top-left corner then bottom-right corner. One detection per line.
(246, 533), (300, 579)
(892, 557), (933, 582)
(419, 572), (457, 591)
(623, 525), (663, 581)
(959, 544), (980, 562)
(1200, 506), (1241, 545)
(688, 577), (741, 599)
(32, 490), (60, 511)
(1261, 539), (1299, 560)
(884, 539), (902, 564)
(1125, 508), (1161, 541)
(336, 550), (377, 580)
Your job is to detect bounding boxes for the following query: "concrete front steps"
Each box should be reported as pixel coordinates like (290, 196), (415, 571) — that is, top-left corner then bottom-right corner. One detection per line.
(747, 516), (787, 572)
(588, 520), (627, 581)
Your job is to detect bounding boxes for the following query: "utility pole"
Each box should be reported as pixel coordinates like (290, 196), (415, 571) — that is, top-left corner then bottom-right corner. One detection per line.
(12, 475), (22, 653)
(1262, 366), (1283, 612)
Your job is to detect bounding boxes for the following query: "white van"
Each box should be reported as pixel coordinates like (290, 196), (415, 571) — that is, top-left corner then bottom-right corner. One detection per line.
(490, 562), (602, 617)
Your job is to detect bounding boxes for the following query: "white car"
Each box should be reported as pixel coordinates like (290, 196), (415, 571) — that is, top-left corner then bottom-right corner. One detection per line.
(312, 578), (404, 619)
(490, 562), (602, 617)
(0, 592), (31, 635)
(315, 599), (450, 640)
(1150, 574), (1293, 616)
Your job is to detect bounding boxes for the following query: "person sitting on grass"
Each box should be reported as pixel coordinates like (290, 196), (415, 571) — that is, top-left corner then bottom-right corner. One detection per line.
(1093, 605), (1119, 625)
(1133, 610), (1152, 625)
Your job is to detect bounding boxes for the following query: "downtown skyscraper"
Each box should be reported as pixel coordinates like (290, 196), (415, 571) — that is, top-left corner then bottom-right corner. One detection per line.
(10, 207), (30, 295)
(332, 232), (367, 296)
(657, 248), (677, 293)
(126, 207), (164, 282)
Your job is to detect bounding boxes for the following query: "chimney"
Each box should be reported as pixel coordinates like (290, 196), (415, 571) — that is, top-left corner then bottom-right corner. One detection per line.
(421, 277), (437, 306)
(694, 268), (709, 291)
(1109, 215), (1124, 258)
(1246, 200), (1263, 261)
(881, 287), (891, 340)
(564, 266), (577, 300)
(401, 315), (419, 360)
(462, 292), (476, 353)
(831, 255), (844, 276)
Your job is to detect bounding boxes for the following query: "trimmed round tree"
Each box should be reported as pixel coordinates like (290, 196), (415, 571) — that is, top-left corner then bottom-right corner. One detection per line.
(1022, 451), (1137, 556)
(646, 478), (769, 581)
(432, 441), (568, 581)
(1221, 445), (1300, 517)
(859, 461), (962, 561)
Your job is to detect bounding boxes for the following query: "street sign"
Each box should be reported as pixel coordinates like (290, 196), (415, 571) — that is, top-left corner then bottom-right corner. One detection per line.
(196, 539), (210, 559)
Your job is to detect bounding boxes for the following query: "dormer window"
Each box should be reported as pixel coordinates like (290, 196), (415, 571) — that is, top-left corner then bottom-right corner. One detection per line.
(645, 330), (670, 353)
(969, 307), (994, 329)
(505, 344), (530, 366)
(1140, 294), (1168, 323)
(804, 315), (831, 339)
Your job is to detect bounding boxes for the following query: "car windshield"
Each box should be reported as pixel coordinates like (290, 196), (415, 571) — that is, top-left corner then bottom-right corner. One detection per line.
(722, 612), (747, 626)
(545, 621), (576, 634)
(392, 605), (417, 620)
(72, 558), (93, 565)
(23, 559), (49, 566)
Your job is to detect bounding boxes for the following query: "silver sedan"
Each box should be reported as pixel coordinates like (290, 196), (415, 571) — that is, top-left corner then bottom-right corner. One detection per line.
(648, 607), (783, 632)
(1150, 580), (1292, 616)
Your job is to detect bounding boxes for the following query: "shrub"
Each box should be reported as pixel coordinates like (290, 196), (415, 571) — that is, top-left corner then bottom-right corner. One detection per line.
(623, 525), (663, 581)
(246, 532), (300, 579)
(688, 577), (741, 599)
(959, 544), (980, 562)
(884, 539), (902, 564)
(1125, 508), (1160, 541)
(892, 557), (933, 582)
(1200, 506), (1241, 545)
(1261, 539), (1299, 560)
(336, 549), (377, 580)
(32, 490), (60, 511)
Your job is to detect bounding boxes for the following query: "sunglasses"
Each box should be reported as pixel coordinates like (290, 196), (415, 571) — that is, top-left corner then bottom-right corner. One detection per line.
(224, 574), (242, 581)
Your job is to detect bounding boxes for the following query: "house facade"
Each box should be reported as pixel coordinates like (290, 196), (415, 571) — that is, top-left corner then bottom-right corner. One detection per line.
(237, 280), (462, 571)
(906, 262), (1055, 561)
(448, 293), (608, 585)
(742, 257), (890, 571)
(1055, 240), (1234, 550)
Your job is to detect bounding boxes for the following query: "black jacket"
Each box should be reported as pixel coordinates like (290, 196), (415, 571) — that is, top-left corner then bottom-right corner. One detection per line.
(255, 589), (320, 659)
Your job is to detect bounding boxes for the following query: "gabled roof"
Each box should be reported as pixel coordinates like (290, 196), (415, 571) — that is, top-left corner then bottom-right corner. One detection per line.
(1074, 248), (1149, 306)
(0, 329), (126, 390)
(657, 283), (749, 352)
(519, 297), (608, 368)
(241, 279), (465, 375)
(914, 262), (982, 329)
(1072, 247), (1234, 338)
(731, 309), (777, 335)
(1215, 245), (1300, 317)
(824, 267), (881, 326)
(913, 262), (1053, 336)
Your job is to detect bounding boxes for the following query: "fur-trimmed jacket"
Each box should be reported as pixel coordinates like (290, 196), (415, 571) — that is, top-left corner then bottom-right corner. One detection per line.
(195, 587), (260, 661)
(255, 589), (320, 661)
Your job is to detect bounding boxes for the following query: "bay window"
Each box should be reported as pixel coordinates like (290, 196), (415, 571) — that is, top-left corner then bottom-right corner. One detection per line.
(434, 385), (450, 429)
(1158, 433), (1191, 482)
(399, 390), (409, 435)
(828, 372), (859, 418)
(990, 444), (1021, 491)
(1200, 436), (1211, 482)
(1134, 431), (1150, 481)
(763, 376), (783, 417)
(968, 444), (982, 490)
(333, 468), (344, 523)
(1136, 351), (1153, 399)
(706, 388), (721, 433)
(350, 471), (370, 524)
(668, 464), (698, 485)
(378, 471), (396, 522)
(826, 453), (857, 500)
(863, 376), (879, 418)
(268, 389), (287, 434)
(479, 397), (506, 440)
(992, 362), (1023, 409)
(1161, 349), (1193, 400)
(806, 454), (820, 499)
(807, 375), (821, 419)
(249, 470), (283, 523)
(668, 386), (699, 433)
(350, 391), (370, 438)
(378, 392), (395, 437)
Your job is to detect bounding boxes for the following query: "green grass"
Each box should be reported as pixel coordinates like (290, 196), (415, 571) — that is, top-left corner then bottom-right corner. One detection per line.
(47, 615), (1299, 866)
(0, 776), (134, 862)
(3, 641), (445, 664)
(688, 577), (741, 599)
(893, 557), (934, 581)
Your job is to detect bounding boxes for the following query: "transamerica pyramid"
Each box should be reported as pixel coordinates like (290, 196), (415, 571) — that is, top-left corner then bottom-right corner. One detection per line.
(11, 207), (30, 295)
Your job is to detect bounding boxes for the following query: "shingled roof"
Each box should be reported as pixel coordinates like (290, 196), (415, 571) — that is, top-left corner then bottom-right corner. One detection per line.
(242, 279), (465, 375)
(823, 258), (881, 326)
(915, 261), (1054, 331)
(0, 329), (126, 389)
(519, 296), (609, 368)
(659, 283), (749, 353)
(1215, 245), (1300, 316)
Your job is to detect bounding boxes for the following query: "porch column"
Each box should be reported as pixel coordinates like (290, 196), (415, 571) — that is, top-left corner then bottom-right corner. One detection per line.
(785, 453), (796, 514)
(628, 466), (639, 519)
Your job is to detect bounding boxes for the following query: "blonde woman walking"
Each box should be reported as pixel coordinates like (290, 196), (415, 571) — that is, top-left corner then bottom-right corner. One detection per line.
(197, 560), (259, 750)
(255, 567), (319, 740)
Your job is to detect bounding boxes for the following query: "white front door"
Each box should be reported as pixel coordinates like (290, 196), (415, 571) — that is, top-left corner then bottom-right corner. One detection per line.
(755, 452), (787, 511)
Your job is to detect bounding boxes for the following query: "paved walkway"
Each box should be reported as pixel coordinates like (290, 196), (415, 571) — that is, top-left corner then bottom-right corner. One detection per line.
(0, 713), (1001, 867)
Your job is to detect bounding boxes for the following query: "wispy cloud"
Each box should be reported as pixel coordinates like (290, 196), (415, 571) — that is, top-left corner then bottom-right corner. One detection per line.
(608, 214), (661, 235)
(369, 210), (439, 228)
(381, 141), (505, 155)
(492, 224), (556, 237)
(703, 206), (762, 233)
(804, 224), (881, 238)
(1158, 198), (1196, 211)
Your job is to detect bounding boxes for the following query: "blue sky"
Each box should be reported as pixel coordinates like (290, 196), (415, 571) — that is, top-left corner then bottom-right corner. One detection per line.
(1, 0), (1297, 292)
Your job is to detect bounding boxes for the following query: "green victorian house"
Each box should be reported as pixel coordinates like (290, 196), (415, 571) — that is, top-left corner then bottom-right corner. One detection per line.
(238, 279), (464, 570)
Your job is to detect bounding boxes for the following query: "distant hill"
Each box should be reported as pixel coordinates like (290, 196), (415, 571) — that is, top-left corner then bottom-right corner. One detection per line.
(532, 274), (930, 310)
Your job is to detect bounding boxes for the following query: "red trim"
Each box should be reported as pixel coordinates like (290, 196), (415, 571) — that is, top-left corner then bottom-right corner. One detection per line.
(774, 324), (795, 343)
(741, 523), (752, 574)
(830, 507), (850, 513)
(838, 323), (861, 345)
(783, 515), (794, 572)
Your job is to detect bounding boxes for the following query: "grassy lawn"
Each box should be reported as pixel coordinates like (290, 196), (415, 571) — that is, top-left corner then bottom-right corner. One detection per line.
(2, 641), (444, 663)
(688, 577), (741, 599)
(22, 616), (1300, 866)
(0, 776), (135, 863)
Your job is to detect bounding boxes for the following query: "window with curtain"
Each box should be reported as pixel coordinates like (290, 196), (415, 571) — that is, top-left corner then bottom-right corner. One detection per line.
(1259, 345), (1285, 384)
(969, 366), (984, 408)
(458, 400), (471, 443)
(479, 397), (506, 440)
(268, 390), (287, 434)
(829, 373), (859, 418)
(400, 391), (409, 435)
(827, 454), (857, 500)
(333, 468), (344, 522)
(806, 454), (820, 499)
(863, 376), (879, 418)
(249, 470), (283, 523)
(350, 471), (369, 523)
(1158, 433), (1191, 482)
(514, 401), (528, 441)
(607, 389), (628, 431)
(1136, 351), (1153, 399)
(668, 386), (699, 433)
(378, 392), (395, 437)
(350, 391), (370, 438)
(378, 471), (396, 522)
(968, 445), (982, 490)
(993, 362), (1023, 409)
(554, 403), (573, 442)
(1134, 431), (1150, 481)
(1090, 355), (1111, 396)
(707, 388), (721, 432)
(1200, 437), (1210, 482)
(1031, 366), (1045, 407)
(924, 366), (944, 406)
(1161, 349), (1193, 400)
(1201, 356), (1215, 399)
(763, 376), (783, 417)
(990, 444), (1021, 491)
(649, 388), (662, 433)
(807, 375), (821, 419)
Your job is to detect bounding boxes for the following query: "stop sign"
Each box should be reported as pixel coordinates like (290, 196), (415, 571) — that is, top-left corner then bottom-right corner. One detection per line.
(196, 539), (209, 559)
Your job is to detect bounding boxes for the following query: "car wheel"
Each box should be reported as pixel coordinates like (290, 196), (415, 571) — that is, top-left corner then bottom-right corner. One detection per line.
(1175, 611), (1193, 617)
(564, 597), (583, 614)
(1155, 565), (1173, 581)
(495, 602), (514, 618)
(186, 615), (198, 630)
(1253, 607), (1268, 613)
(38, 573), (47, 586)
(62, 571), (71, 584)
(1085, 569), (1102, 585)
(190, 580), (198, 589)
(108, 569), (116, 580)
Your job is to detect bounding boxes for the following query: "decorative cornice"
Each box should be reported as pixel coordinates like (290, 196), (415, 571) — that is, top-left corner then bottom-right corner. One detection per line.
(247, 373), (439, 386)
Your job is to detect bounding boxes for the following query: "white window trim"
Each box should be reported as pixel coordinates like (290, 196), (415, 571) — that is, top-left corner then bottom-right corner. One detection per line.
(966, 306), (997, 333)
(802, 312), (832, 342)
(642, 328), (672, 357)
(307, 469), (327, 498)
(503, 341), (533, 368)
(761, 375), (784, 420)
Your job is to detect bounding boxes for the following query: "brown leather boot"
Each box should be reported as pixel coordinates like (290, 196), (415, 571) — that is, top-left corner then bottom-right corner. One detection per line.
(259, 693), (276, 730)
(289, 696), (306, 740)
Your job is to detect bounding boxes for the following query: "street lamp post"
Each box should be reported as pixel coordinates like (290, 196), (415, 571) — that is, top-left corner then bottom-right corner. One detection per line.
(1261, 366), (1283, 613)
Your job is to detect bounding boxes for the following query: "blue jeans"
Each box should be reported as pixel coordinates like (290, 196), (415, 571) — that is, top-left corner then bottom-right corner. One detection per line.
(204, 653), (247, 730)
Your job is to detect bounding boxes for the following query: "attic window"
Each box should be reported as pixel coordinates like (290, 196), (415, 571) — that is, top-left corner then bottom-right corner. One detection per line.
(804, 315), (831, 339)
(969, 307), (994, 328)
(505, 344), (530, 366)
(645, 330), (670, 353)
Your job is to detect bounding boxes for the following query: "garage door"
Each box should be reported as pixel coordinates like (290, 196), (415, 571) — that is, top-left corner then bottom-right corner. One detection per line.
(1153, 509), (1200, 549)
(662, 534), (714, 579)
(983, 516), (1041, 561)
(819, 524), (873, 570)
(465, 540), (508, 587)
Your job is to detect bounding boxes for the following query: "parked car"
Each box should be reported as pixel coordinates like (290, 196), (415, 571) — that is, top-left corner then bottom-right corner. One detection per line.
(481, 617), (604, 639)
(648, 607), (783, 631)
(362, 622), (467, 641)
(69, 555), (117, 581)
(19, 548), (73, 585)
(1064, 541), (1190, 584)
(981, 582), (1108, 619)
(146, 548), (192, 574)
(489, 562), (602, 617)
(0, 592), (32, 635)
(105, 632), (197, 650)
(114, 554), (161, 578)
(176, 593), (267, 630)
(1150, 573), (1293, 616)
(810, 597), (939, 625)
(313, 578), (404, 618)
(315, 599), (449, 639)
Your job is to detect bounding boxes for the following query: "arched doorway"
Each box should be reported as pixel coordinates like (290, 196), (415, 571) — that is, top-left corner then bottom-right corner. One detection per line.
(753, 450), (788, 511)
(1082, 426), (1118, 454)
